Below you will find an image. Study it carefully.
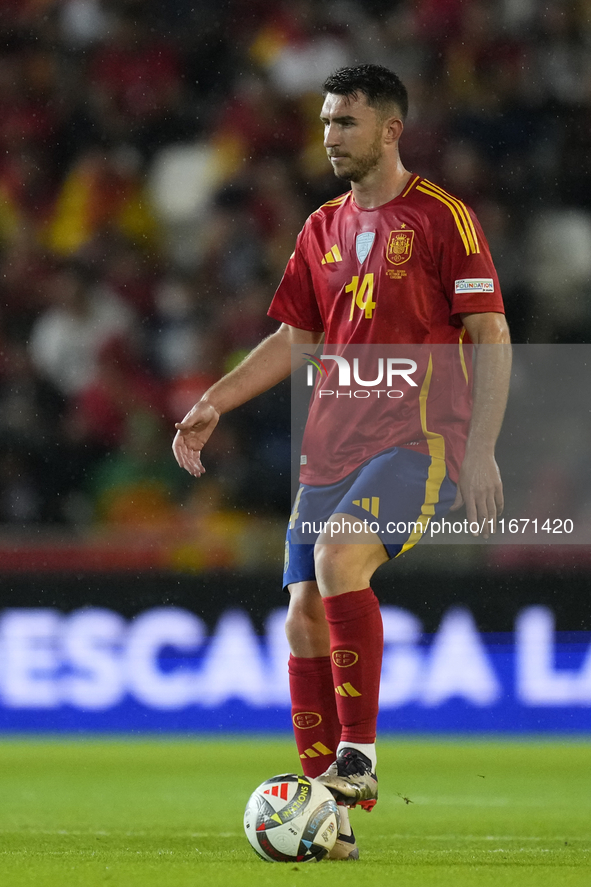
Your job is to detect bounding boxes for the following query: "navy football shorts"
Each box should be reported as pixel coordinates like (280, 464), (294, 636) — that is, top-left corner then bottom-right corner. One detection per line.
(283, 446), (456, 589)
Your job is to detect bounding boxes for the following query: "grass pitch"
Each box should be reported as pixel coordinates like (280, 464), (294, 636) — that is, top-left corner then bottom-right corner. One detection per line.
(1, 738), (590, 887)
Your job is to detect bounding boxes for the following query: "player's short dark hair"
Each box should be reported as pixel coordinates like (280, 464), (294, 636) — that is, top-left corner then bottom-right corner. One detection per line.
(322, 64), (409, 121)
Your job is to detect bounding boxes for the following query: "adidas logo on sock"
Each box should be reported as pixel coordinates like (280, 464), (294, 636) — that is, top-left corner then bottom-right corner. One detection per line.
(299, 741), (334, 760)
(335, 683), (362, 697)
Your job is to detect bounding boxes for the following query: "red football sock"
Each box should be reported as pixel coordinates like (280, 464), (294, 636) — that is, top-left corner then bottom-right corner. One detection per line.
(288, 655), (341, 778)
(323, 587), (383, 745)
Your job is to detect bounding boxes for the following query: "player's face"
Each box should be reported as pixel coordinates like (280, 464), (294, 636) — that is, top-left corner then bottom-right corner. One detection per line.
(321, 92), (385, 183)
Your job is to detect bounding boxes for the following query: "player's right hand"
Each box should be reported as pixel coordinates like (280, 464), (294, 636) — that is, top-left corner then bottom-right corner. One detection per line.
(172, 401), (220, 477)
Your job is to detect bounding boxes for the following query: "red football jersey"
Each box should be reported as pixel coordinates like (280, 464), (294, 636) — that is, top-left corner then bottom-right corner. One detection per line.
(268, 175), (506, 484)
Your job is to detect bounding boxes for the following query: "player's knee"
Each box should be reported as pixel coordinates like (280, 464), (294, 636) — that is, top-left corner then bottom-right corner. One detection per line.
(313, 543), (356, 594)
(285, 582), (329, 656)
(314, 540), (386, 596)
(286, 583), (322, 631)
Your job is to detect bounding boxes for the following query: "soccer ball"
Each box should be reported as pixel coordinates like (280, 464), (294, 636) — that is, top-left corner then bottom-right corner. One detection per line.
(244, 773), (339, 863)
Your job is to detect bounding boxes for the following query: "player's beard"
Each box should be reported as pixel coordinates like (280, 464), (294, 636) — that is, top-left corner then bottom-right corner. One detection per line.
(331, 127), (384, 183)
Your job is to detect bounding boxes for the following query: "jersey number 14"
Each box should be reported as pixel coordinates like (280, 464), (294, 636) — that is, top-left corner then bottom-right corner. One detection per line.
(347, 273), (376, 321)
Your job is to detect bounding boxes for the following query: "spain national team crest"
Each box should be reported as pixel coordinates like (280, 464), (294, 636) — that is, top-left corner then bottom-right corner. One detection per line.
(293, 712), (322, 729)
(356, 231), (375, 263)
(386, 229), (414, 265)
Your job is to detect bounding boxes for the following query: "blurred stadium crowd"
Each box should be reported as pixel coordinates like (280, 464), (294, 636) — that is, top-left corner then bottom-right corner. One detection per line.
(1, 0), (590, 546)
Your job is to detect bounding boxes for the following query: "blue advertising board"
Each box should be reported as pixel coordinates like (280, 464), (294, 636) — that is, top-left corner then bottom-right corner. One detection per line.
(1, 604), (590, 733)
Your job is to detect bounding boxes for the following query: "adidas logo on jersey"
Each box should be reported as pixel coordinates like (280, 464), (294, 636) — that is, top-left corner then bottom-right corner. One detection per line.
(321, 244), (342, 264)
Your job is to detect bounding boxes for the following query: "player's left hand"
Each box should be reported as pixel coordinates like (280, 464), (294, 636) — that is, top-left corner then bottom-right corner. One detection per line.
(450, 450), (504, 538)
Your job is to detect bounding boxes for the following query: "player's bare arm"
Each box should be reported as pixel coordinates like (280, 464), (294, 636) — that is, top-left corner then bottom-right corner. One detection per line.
(452, 311), (512, 535)
(173, 323), (323, 477)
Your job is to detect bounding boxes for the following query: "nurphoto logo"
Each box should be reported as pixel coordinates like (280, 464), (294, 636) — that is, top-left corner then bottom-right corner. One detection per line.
(304, 353), (418, 399)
